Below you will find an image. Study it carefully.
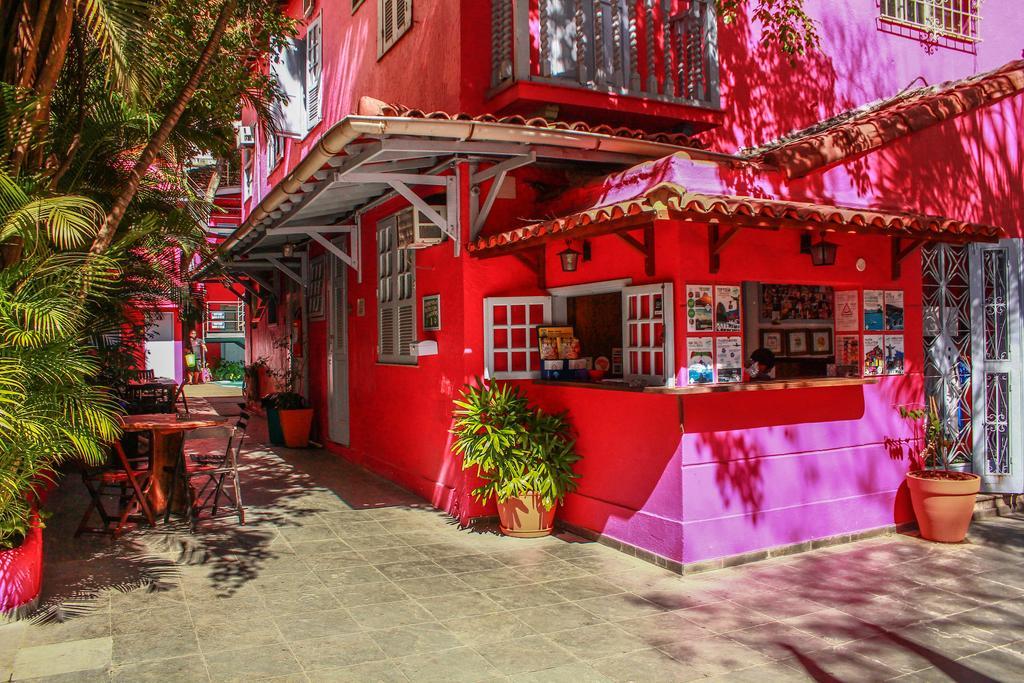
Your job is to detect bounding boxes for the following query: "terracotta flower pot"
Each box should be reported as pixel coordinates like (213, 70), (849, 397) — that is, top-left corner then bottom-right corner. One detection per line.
(0, 513), (43, 617)
(906, 470), (980, 543)
(279, 408), (314, 448)
(497, 493), (556, 538)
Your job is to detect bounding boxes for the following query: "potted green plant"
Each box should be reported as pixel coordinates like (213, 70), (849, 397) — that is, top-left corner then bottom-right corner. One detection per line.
(900, 398), (980, 543)
(265, 343), (313, 448)
(451, 380), (580, 537)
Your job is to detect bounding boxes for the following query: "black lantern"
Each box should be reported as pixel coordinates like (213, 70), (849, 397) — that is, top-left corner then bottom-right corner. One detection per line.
(558, 244), (582, 272)
(809, 233), (838, 266)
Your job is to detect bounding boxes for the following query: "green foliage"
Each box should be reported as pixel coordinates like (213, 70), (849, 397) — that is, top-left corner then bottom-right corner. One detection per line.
(718, 0), (821, 58)
(211, 359), (244, 381)
(899, 397), (954, 471)
(450, 380), (580, 510)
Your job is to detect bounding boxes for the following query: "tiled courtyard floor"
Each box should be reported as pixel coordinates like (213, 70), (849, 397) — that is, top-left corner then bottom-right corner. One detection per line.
(2, 408), (1023, 681)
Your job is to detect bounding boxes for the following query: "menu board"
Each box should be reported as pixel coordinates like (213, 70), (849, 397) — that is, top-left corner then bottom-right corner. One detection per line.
(686, 285), (714, 332)
(885, 291), (905, 331)
(836, 334), (861, 375)
(863, 334), (885, 376)
(686, 336), (714, 384)
(885, 335), (905, 375)
(864, 290), (884, 331)
(835, 290), (859, 332)
(714, 285), (742, 332)
(715, 336), (743, 383)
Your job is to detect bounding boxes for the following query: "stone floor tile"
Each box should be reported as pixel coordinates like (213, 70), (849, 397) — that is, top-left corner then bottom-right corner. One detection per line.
(513, 602), (607, 634)
(951, 603), (1024, 641)
(273, 607), (361, 642)
(109, 654), (210, 682)
(615, 611), (716, 648)
(456, 567), (532, 591)
(279, 526), (338, 544)
(355, 546), (426, 566)
(841, 634), (948, 677)
(312, 564), (386, 588)
(416, 590), (504, 620)
(703, 661), (816, 682)
(510, 661), (614, 683)
(543, 576), (625, 601)
(321, 519), (389, 539)
(547, 622), (649, 659)
(259, 584), (341, 615)
(438, 554), (505, 574)
(511, 559), (590, 583)
(791, 646), (902, 681)
(896, 620), (1003, 660)
(338, 533), (409, 551)
(194, 613), (283, 653)
(397, 646), (503, 683)
(17, 668), (111, 682)
(489, 548), (564, 568)
(289, 632), (385, 672)
(781, 607), (877, 645)
(833, 595), (934, 629)
(444, 612), (536, 646)
(12, 637), (113, 681)
(367, 622), (463, 657)
(575, 592), (666, 621)
(348, 600), (434, 629)
(477, 634), (578, 675)
(19, 615), (111, 649)
(631, 586), (725, 612)
(390, 573), (473, 598)
(959, 647), (1024, 680)
(486, 583), (567, 610)
(203, 643), (301, 683)
(375, 560), (450, 582)
(659, 634), (771, 677)
(111, 624), (199, 665)
(109, 605), (193, 635)
(306, 660), (408, 682)
(891, 586), (984, 619)
(725, 621), (831, 662)
(728, 589), (826, 620)
(677, 600), (775, 635)
(329, 581), (410, 608)
(592, 647), (705, 683)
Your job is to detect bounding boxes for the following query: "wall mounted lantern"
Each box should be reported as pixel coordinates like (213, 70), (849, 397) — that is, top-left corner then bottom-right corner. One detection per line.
(558, 243), (582, 272)
(809, 233), (838, 266)
(282, 243), (295, 258)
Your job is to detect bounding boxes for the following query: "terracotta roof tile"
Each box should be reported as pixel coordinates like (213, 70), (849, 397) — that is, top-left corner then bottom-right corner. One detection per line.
(466, 183), (1000, 254)
(743, 59), (1024, 178)
(357, 96), (703, 149)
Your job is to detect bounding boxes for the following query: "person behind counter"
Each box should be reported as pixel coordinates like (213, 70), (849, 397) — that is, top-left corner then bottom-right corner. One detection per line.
(748, 347), (777, 381)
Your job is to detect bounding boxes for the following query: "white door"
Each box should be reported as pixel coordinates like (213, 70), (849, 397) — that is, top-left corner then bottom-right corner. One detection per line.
(970, 240), (1024, 493)
(327, 255), (350, 445)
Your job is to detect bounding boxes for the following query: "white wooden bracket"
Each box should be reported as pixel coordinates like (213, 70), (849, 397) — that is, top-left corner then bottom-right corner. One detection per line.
(265, 256), (305, 287)
(268, 224), (362, 282)
(470, 152), (535, 240)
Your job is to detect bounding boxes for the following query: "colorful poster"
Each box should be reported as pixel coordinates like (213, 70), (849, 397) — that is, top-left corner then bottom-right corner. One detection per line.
(835, 290), (859, 332)
(686, 285), (714, 332)
(885, 335), (905, 375)
(686, 336), (714, 384)
(715, 336), (743, 383)
(863, 334), (885, 376)
(864, 290), (884, 331)
(714, 285), (742, 332)
(885, 290), (905, 331)
(835, 334), (861, 375)
(760, 284), (834, 322)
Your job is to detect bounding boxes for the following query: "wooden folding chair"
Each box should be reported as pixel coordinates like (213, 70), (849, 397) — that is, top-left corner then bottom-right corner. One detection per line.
(75, 442), (156, 538)
(174, 381), (190, 416)
(166, 410), (249, 528)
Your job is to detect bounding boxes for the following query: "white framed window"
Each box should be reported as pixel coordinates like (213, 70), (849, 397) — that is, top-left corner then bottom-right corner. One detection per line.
(305, 15), (323, 131)
(267, 132), (285, 171)
(879, 0), (981, 42)
(378, 0), (413, 57)
(622, 283), (674, 385)
(241, 149), (253, 201)
(484, 297), (551, 380)
(307, 256), (326, 320)
(377, 216), (416, 364)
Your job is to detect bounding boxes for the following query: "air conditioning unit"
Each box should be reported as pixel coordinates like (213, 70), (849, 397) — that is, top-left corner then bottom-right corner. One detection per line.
(396, 205), (447, 249)
(236, 126), (256, 148)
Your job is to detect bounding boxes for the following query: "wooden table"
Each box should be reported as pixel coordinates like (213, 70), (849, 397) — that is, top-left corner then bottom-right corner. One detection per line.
(119, 414), (226, 516)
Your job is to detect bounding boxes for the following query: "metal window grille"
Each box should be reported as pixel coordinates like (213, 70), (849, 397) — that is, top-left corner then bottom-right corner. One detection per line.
(880, 0), (981, 42)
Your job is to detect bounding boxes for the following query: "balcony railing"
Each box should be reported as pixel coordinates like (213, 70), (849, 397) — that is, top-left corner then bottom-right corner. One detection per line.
(491, 0), (720, 110)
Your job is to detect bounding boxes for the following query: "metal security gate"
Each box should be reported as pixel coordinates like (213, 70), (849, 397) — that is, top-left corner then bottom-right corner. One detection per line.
(970, 241), (1024, 493)
(922, 243), (975, 469)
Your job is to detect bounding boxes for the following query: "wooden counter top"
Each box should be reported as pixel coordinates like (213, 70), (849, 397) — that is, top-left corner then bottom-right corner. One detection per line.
(533, 377), (878, 395)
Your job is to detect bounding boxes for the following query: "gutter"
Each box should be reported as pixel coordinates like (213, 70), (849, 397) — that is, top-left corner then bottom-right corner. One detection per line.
(219, 114), (736, 257)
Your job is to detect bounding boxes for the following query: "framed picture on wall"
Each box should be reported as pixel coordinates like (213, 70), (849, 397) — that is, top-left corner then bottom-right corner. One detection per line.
(422, 294), (441, 331)
(786, 330), (809, 355)
(810, 329), (833, 355)
(760, 330), (784, 355)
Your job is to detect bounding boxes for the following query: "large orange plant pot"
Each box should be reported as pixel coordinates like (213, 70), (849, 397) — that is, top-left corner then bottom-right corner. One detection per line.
(279, 408), (314, 448)
(497, 493), (556, 538)
(0, 513), (42, 617)
(906, 470), (980, 543)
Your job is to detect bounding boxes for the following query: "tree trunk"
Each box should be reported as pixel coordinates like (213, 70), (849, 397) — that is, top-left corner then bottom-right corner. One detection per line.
(90, 0), (237, 254)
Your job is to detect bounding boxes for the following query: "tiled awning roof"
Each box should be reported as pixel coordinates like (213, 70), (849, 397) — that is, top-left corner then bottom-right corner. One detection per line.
(358, 98), (704, 149)
(742, 59), (1024, 179)
(466, 183), (1000, 255)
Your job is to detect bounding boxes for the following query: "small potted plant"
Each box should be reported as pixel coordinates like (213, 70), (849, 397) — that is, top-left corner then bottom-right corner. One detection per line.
(265, 346), (313, 448)
(451, 380), (580, 537)
(900, 398), (981, 543)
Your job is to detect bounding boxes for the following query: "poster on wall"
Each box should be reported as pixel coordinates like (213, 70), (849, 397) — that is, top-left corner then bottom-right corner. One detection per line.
(686, 285), (714, 332)
(759, 284), (834, 322)
(885, 335), (905, 375)
(714, 285), (742, 332)
(715, 336), (743, 383)
(863, 334), (885, 376)
(864, 290), (885, 331)
(422, 295), (441, 331)
(686, 336), (714, 384)
(835, 334), (861, 375)
(835, 290), (859, 332)
(885, 290), (905, 331)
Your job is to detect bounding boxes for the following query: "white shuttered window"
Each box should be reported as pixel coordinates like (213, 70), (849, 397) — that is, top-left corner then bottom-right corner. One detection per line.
(378, 0), (412, 57)
(305, 15), (322, 130)
(377, 216), (416, 364)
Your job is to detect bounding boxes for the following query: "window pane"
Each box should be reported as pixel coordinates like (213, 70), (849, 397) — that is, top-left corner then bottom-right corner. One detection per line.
(511, 351), (527, 371)
(493, 305), (508, 325)
(494, 328), (508, 350)
(511, 327), (526, 349)
(511, 305), (526, 325)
